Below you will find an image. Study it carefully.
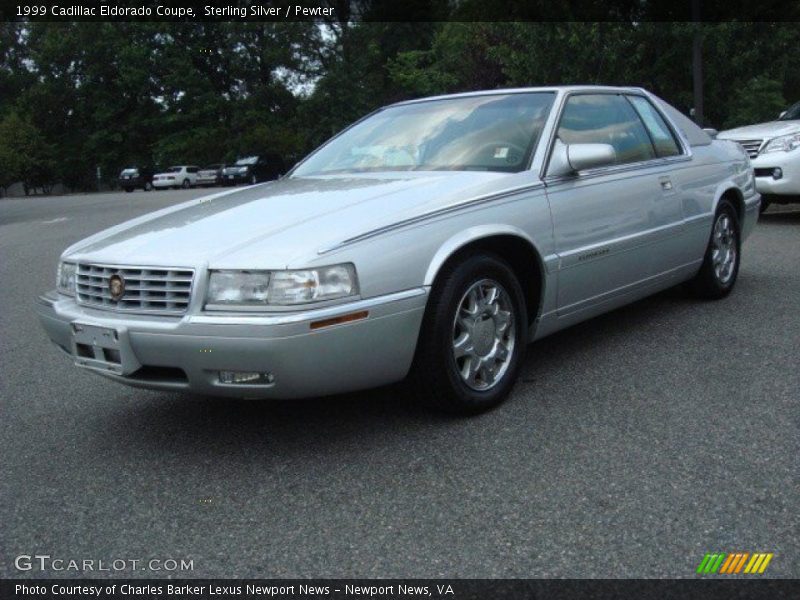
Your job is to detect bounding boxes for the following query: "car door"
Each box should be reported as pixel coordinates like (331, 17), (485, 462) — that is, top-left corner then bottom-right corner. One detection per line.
(254, 157), (267, 181)
(544, 92), (686, 318)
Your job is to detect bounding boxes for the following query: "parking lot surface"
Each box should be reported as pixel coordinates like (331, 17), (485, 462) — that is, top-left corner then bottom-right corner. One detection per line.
(1, 189), (798, 578)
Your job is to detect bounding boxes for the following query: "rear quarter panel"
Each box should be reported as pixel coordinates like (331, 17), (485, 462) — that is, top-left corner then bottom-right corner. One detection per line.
(677, 141), (758, 262)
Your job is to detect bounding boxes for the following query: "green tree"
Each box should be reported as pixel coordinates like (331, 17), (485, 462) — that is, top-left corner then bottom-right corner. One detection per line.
(0, 112), (56, 195)
(724, 77), (786, 128)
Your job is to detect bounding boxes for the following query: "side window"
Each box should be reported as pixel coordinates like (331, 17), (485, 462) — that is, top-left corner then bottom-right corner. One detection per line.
(187, 167), (199, 174)
(557, 94), (656, 165)
(626, 95), (682, 158)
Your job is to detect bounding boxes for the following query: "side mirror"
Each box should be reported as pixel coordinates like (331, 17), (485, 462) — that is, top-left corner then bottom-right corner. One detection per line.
(703, 128), (719, 139)
(779, 111), (787, 119)
(548, 140), (616, 177)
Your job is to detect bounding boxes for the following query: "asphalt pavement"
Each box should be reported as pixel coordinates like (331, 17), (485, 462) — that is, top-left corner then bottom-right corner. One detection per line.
(1, 189), (798, 578)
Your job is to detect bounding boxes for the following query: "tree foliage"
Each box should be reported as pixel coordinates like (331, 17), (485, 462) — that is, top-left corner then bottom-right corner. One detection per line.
(0, 111), (56, 194)
(1, 21), (798, 193)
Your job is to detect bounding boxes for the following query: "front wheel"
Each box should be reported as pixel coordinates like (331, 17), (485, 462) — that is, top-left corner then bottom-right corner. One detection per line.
(408, 254), (527, 415)
(250, 174), (258, 185)
(123, 187), (133, 193)
(688, 199), (741, 299)
(143, 181), (153, 192)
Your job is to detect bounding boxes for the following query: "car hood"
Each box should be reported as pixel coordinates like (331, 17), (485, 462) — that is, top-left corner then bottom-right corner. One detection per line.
(718, 120), (800, 140)
(64, 172), (518, 268)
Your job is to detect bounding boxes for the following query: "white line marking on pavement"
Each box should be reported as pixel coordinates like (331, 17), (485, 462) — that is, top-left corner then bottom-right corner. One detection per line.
(42, 217), (69, 224)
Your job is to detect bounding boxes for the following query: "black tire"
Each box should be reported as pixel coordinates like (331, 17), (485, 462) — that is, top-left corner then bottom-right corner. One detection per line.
(688, 199), (741, 299)
(182, 179), (190, 189)
(408, 253), (528, 415)
(250, 174), (258, 185)
(123, 187), (133, 193)
(143, 182), (153, 192)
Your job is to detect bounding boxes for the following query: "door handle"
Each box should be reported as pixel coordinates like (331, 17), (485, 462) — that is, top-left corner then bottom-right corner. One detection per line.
(658, 176), (674, 193)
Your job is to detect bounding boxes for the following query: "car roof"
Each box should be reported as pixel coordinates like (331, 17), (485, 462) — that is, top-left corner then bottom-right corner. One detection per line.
(389, 85), (647, 107)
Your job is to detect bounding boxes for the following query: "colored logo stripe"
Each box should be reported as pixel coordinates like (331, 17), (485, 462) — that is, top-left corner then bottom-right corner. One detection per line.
(721, 553), (749, 574)
(697, 552), (774, 574)
(744, 553), (774, 574)
(697, 553), (725, 574)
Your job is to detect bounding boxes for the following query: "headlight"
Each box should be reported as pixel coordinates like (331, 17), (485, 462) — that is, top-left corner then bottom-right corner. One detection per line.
(761, 132), (800, 154)
(268, 264), (358, 305)
(206, 271), (271, 306)
(56, 261), (77, 296)
(205, 264), (358, 309)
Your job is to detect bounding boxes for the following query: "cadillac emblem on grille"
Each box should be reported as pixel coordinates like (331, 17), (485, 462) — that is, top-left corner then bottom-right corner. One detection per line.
(109, 273), (125, 301)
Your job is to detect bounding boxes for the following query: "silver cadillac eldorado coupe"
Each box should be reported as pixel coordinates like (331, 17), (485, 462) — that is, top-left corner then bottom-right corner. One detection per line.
(36, 86), (760, 414)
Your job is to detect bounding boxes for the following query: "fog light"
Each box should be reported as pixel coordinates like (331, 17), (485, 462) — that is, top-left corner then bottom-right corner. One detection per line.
(773, 168), (783, 180)
(219, 371), (275, 385)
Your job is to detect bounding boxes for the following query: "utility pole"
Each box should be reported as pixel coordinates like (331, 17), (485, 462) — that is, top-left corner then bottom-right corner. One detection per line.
(692, 0), (704, 126)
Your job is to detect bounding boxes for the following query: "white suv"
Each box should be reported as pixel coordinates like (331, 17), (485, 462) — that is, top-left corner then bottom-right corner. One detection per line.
(152, 166), (200, 189)
(718, 102), (800, 212)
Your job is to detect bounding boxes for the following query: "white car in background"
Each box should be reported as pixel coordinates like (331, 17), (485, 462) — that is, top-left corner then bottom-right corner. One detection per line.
(196, 164), (225, 186)
(718, 102), (800, 212)
(152, 166), (200, 189)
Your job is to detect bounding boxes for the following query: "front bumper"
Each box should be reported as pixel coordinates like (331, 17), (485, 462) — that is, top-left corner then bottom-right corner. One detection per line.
(35, 289), (428, 399)
(752, 151), (800, 196)
(221, 172), (250, 185)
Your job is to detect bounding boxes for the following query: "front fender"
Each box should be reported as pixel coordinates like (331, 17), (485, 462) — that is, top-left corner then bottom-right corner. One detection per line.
(423, 224), (543, 286)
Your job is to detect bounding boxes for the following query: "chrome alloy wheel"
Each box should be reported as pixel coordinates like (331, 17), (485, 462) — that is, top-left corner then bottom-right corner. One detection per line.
(452, 279), (516, 391)
(712, 213), (737, 284)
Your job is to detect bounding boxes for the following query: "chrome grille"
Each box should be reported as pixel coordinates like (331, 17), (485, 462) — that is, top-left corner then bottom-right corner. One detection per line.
(76, 264), (194, 315)
(732, 139), (763, 159)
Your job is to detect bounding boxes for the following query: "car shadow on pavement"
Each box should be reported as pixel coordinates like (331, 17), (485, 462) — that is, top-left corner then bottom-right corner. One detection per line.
(98, 283), (699, 459)
(759, 209), (800, 223)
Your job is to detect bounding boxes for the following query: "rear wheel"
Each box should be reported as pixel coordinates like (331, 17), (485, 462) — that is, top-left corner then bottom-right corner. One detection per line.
(182, 179), (190, 189)
(688, 199), (741, 299)
(123, 187), (133, 193)
(250, 174), (258, 185)
(143, 181), (153, 192)
(408, 254), (527, 415)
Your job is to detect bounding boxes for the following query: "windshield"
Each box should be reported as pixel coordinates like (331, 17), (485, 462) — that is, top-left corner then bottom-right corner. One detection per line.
(120, 168), (139, 175)
(779, 102), (800, 121)
(294, 93), (555, 176)
(235, 156), (258, 165)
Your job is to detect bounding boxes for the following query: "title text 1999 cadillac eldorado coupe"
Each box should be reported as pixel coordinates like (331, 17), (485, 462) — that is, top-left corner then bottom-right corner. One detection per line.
(36, 86), (759, 414)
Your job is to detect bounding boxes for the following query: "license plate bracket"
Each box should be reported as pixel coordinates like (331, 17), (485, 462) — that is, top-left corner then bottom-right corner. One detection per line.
(71, 322), (140, 376)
